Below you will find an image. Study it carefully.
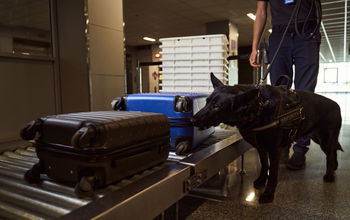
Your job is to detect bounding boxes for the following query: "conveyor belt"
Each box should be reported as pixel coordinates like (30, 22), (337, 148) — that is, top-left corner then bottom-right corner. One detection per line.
(0, 128), (251, 220)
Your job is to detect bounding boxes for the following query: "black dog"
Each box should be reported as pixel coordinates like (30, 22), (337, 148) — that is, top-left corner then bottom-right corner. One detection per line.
(192, 73), (343, 203)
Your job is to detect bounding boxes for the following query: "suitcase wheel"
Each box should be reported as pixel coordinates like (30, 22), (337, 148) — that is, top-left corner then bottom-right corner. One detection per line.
(24, 163), (43, 184)
(71, 126), (96, 148)
(20, 119), (43, 140)
(175, 100), (184, 112)
(75, 176), (96, 198)
(175, 141), (190, 155)
(174, 96), (192, 113)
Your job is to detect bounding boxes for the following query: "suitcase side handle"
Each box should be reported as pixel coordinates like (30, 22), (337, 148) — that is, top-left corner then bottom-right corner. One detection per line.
(111, 96), (126, 110)
(174, 96), (193, 113)
(20, 119), (43, 140)
(71, 125), (96, 148)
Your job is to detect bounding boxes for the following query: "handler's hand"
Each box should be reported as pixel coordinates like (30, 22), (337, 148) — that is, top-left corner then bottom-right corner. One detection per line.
(249, 50), (261, 68)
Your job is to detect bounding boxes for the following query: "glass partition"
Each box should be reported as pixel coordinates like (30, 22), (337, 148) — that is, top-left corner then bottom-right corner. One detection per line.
(0, 0), (52, 57)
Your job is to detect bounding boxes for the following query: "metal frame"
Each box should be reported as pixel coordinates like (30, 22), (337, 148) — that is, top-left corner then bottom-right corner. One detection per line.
(0, 130), (251, 219)
(49, 0), (63, 114)
(62, 163), (191, 220)
(60, 131), (251, 220)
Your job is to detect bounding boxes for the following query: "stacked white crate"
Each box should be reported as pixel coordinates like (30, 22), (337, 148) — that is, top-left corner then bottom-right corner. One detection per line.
(159, 34), (229, 93)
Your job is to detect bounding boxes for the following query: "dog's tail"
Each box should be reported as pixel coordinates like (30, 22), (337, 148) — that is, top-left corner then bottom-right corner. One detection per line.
(337, 142), (344, 152)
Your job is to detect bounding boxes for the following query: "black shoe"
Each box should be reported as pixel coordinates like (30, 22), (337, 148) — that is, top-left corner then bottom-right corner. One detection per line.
(280, 147), (290, 164)
(286, 152), (306, 170)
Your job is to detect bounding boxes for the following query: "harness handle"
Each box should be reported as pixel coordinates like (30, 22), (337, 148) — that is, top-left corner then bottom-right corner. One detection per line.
(274, 75), (292, 92)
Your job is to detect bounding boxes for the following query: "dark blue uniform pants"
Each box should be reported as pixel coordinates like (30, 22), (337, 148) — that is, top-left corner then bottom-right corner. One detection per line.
(268, 30), (321, 153)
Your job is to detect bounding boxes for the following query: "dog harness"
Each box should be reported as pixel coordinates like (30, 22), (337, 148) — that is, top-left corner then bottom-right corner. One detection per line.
(251, 88), (305, 140)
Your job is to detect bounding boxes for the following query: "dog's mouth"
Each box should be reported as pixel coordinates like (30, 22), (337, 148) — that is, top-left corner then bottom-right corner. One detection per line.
(192, 117), (220, 130)
(197, 124), (213, 130)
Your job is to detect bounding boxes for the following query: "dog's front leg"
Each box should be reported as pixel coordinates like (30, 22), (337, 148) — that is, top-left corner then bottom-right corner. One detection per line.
(259, 148), (281, 203)
(254, 148), (269, 188)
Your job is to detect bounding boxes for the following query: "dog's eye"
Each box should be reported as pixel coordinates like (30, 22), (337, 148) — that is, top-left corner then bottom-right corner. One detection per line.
(214, 105), (221, 110)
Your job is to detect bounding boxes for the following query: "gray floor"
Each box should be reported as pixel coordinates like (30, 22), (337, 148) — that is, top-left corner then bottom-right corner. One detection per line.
(177, 123), (350, 220)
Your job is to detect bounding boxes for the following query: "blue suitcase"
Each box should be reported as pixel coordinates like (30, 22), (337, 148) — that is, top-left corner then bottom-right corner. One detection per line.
(111, 93), (215, 154)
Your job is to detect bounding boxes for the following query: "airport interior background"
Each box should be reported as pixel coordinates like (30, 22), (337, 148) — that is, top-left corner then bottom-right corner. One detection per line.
(0, 0), (350, 219)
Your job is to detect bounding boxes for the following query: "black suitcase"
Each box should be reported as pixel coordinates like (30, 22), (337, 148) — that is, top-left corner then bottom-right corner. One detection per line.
(20, 111), (170, 197)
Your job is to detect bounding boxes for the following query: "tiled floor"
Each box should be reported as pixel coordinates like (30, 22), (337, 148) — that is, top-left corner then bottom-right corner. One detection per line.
(177, 123), (350, 220)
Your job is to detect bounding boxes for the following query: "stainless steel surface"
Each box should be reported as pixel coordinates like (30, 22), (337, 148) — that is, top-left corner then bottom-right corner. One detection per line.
(0, 188), (70, 218)
(0, 161), (31, 171)
(2, 151), (39, 163)
(0, 175), (88, 208)
(167, 152), (187, 161)
(0, 168), (79, 197)
(63, 163), (192, 220)
(180, 131), (252, 183)
(0, 147), (87, 219)
(0, 155), (34, 168)
(0, 200), (45, 220)
(0, 130), (247, 219)
(14, 148), (37, 157)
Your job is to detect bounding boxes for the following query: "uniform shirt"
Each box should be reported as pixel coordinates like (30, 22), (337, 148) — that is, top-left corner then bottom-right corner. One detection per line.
(258, 0), (318, 26)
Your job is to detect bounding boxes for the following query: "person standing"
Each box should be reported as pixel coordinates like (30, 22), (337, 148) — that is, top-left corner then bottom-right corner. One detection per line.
(249, 0), (322, 170)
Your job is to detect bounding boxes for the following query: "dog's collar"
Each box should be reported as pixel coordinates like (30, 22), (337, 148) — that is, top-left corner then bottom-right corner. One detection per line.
(239, 91), (267, 123)
(256, 90), (269, 117)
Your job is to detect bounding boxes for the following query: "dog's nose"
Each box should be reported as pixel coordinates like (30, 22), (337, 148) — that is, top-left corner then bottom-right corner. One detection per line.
(191, 117), (196, 124)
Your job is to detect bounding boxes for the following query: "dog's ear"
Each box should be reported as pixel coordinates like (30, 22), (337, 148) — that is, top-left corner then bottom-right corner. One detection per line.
(210, 72), (224, 89)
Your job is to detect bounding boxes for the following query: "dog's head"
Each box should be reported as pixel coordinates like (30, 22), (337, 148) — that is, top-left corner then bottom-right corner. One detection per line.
(192, 73), (260, 129)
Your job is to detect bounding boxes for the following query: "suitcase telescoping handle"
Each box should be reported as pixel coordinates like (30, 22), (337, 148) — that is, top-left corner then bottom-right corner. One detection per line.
(20, 119), (43, 140)
(71, 125), (96, 148)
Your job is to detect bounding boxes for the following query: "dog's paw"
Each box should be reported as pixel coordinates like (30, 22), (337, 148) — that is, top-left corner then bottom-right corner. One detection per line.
(254, 178), (267, 189)
(258, 193), (274, 204)
(323, 173), (335, 182)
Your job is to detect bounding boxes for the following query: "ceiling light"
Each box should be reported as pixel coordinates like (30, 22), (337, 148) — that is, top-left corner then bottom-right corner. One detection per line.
(247, 13), (256, 21)
(245, 192), (255, 202)
(143, 37), (156, 42)
(321, 22), (336, 62)
(344, 0), (347, 61)
(268, 29), (272, 33)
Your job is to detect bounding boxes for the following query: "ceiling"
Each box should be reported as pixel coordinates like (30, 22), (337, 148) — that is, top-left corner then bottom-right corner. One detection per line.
(0, 0), (348, 63)
(124, 0), (261, 47)
(124, 0), (350, 63)
(320, 0), (350, 63)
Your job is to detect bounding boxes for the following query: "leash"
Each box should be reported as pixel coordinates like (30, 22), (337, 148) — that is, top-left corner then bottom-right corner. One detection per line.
(251, 106), (305, 132)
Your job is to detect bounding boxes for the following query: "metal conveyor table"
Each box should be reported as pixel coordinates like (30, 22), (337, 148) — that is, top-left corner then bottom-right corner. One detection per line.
(0, 128), (252, 220)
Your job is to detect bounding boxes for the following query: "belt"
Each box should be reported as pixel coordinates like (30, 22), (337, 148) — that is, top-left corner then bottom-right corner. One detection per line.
(272, 21), (317, 33)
